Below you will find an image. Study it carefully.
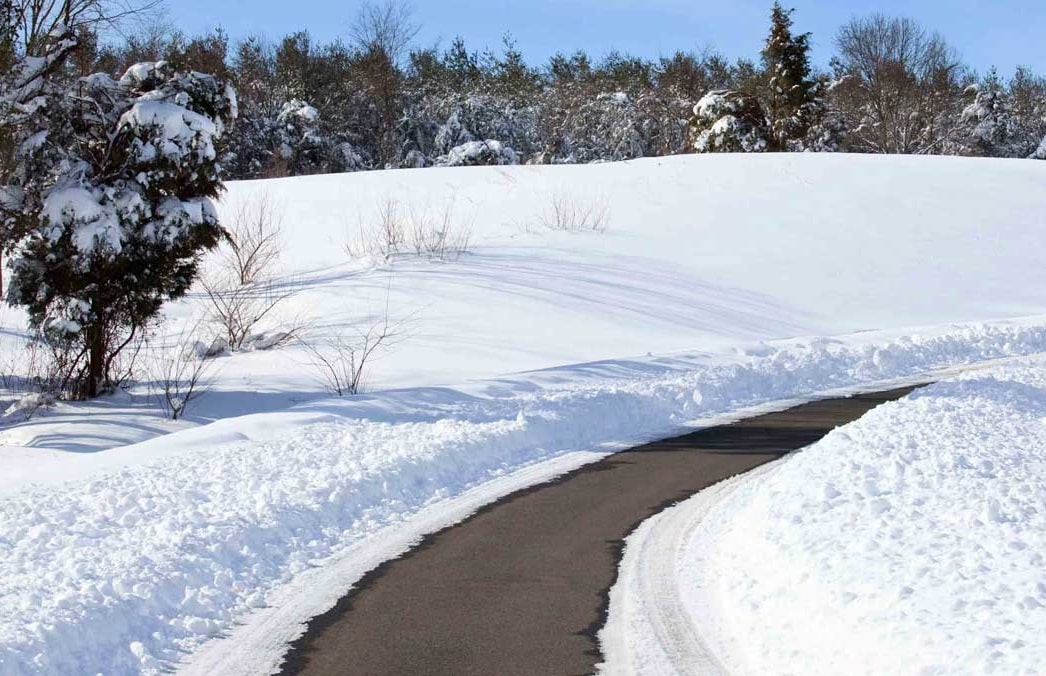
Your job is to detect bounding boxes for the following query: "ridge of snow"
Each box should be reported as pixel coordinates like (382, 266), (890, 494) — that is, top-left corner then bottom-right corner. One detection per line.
(625, 355), (1046, 675)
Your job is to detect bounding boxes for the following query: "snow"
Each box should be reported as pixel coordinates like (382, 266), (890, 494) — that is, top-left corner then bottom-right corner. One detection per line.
(3, 323), (1046, 674)
(2, 153), (1046, 672)
(438, 139), (518, 165)
(616, 356), (1046, 675)
(119, 100), (219, 162)
(1032, 134), (1046, 160)
(42, 186), (123, 254)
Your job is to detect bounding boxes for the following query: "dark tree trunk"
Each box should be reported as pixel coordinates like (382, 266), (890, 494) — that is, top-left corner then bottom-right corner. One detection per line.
(83, 295), (107, 399)
(85, 324), (105, 399)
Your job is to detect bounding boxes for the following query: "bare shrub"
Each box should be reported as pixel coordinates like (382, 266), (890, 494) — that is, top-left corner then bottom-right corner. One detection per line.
(224, 195), (284, 286)
(202, 274), (300, 350)
(346, 197), (472, 261)
(149, 322), (218, 421)
(536, 193), (610, 233)
(25, 332), (84, 399)
(203, 192), (299, 350)
(0, 332), (82, 419)
(407, 202), (472, 260)
(301, 295), (404, 396)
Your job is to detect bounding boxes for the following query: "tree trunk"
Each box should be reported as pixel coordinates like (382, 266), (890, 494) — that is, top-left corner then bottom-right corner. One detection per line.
(84, 296), (107, 399)
(84, 324), (105, 399)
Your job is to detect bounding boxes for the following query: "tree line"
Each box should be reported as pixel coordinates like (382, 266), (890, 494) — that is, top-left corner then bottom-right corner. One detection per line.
(33, 0), (1044, 178)
(5, 1), (1046, 180)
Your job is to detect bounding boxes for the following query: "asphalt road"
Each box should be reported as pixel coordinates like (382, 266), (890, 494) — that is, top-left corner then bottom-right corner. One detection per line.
(280, 386), (920, 676)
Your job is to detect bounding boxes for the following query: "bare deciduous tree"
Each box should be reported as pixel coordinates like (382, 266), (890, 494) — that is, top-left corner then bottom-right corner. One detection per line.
(351, 1), (418, 166)
(350, 0), (418, 64)
(832, 14), (966, 154)
(9, 0), (161, 56)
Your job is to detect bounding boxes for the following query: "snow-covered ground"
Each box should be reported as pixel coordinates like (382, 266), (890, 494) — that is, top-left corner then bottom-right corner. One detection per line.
(4, 153), (1046, 459)
(2, 154), (1046, 674)
(602, 355), (1046, 675)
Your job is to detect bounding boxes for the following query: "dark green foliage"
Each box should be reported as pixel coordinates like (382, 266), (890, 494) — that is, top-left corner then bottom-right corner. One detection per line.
(761, 2), (823, 150)
(1, 50), (236, 398)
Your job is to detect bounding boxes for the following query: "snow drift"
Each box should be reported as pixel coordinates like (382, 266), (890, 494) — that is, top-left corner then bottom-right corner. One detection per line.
(642, 356), (1046, 675)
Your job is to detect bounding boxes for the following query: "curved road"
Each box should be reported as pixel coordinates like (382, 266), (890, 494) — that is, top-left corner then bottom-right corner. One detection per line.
(280, 386), (920, 676)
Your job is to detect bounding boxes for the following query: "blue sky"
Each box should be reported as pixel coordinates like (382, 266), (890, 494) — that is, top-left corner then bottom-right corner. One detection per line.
(167, 0), (1045, 75)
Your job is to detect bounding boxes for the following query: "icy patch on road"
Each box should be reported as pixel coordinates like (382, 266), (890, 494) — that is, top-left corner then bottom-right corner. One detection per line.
(678, 356), (1046, 675)
(4, 320), (1046, 673)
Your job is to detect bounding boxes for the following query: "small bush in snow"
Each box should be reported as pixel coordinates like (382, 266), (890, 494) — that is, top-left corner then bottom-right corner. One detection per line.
(202, 275), (300, 351)
(533, 193), (610, 233)
(149, 323), (218, 421)
(203, 192), (301, 350)
(222, 194), (284, 286)
(301, 300), (402, 397)
(347, 198), (472, 261)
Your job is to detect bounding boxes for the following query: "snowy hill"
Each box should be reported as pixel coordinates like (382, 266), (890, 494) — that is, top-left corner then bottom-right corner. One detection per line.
(215, 152), (1046, 388)
(4, 154), (1046, 463)
(2, 154), (1046, 674)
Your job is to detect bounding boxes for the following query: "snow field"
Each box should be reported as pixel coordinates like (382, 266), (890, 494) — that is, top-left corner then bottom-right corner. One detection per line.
(2, 153), (1046, 674)
(4, 320), (1046, 673)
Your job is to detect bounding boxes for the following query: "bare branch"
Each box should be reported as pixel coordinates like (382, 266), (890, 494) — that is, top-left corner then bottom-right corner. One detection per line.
(300, 282), (407, 396)
(350, 0), (418, 63)
(148, 320), (219, 421)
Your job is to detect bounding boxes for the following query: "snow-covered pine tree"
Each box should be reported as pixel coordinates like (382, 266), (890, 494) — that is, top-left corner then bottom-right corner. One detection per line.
(275, 98), (326, 174)
(0, 36), (236, 398)
(690, 90), (769, 153)
(1008, 66), (1046, 160)
(801, 77), (848, 152)
(959, 70), (1019, 157)
(761, 2), (823, 151)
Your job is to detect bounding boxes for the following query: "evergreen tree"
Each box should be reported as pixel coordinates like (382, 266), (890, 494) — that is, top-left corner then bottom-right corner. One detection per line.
(690, 90), (769, 152)
(959, 69), (1017, 157)
(0, 39), (236, 398)
(761, 2), (822, 151)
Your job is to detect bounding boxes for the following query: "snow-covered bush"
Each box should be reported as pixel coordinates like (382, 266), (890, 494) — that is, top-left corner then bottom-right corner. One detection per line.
(0, 47), (236, 398)
(2, 392), (54, 422)
(544, 90), (657, 163)
(691, 90), (769, 153)
(1032, 135), (1046, 160)
(436, 140), (519, 167)
(274, 99), (326, 175)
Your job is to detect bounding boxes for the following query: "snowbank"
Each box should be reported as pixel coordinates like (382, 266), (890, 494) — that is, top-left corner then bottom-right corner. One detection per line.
(3, 320), (1046, 674)
(629, 356), (1046, 675)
